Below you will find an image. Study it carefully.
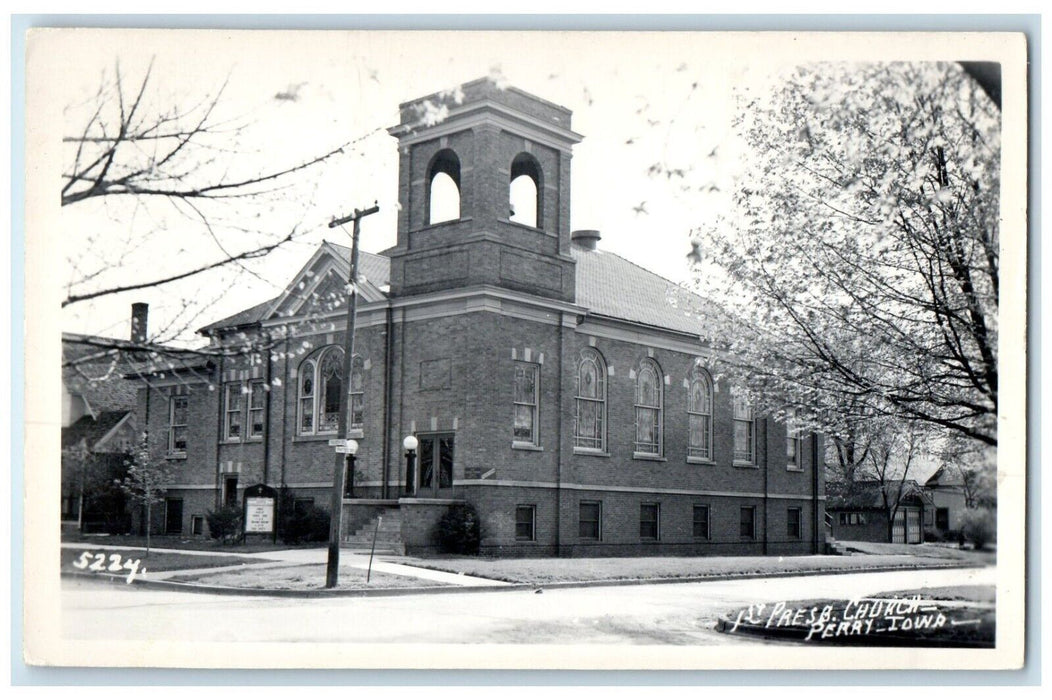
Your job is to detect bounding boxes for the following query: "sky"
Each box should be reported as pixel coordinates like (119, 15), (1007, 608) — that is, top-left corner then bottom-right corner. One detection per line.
(37, 28), (1016, 357)
(46, 29), (778, 345)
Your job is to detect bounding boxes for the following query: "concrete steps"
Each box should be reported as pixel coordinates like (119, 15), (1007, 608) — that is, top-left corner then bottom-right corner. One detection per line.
(825, 537), (849, 556)
(343, 508), (405, 555)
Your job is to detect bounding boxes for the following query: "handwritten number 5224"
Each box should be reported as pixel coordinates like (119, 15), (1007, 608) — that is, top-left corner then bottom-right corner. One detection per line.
(72, 551), (144, 583)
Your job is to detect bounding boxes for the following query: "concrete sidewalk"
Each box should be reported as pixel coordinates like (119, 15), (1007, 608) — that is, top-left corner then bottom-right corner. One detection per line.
(62, 541), (505, 587)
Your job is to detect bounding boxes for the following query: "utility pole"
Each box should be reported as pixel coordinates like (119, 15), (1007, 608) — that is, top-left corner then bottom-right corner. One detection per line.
(325, 202), (379, 589)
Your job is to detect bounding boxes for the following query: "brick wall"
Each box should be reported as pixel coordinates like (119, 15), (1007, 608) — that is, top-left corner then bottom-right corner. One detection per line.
(133, 299), (823, 554)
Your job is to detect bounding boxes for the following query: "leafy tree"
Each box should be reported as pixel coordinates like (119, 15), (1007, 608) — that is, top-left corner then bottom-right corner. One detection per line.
(61, 438), (130, 532)
(696, 62), (999, 448)
(935, 433), (997, 509)
(59, 60), (460, 388)
(863, 419), (925, 542)
(115, 433), (176, 554)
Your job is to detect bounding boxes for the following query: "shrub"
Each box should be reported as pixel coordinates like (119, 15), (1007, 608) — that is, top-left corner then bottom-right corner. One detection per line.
(923, 528), (942, 543)
(435, 503), (481, 555)
(960, 508), (996, 549)
(284, 505), (331, 544)
(206, 505), (242, 541)
(277, 488), (331, 544)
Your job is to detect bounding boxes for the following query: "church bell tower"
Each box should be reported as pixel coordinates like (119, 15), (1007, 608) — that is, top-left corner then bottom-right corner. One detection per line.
(385, 78), (582, 302)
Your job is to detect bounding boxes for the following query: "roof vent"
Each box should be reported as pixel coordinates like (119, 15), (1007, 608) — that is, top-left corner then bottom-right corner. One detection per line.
(571, 229), (601, 251)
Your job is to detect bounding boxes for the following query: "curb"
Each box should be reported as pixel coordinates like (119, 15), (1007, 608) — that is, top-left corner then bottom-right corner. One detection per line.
(62, 561), (985, 599)
(63, 570), (528, 598)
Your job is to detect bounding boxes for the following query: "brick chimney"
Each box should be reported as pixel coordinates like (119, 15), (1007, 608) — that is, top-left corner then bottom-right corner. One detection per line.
(130, 303), (149, 344)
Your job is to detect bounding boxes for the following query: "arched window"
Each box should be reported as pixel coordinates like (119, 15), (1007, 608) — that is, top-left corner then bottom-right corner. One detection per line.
(732, 394), (755, 465)
(297, 346), (345, 435)
(634, 359), (663, 456)
(687, 367), (713, 461)
(427, 149), (461, 224)
(349, 355), (364, 431)
(574, 348), (607, 451)
(298, 358), (316, 434)
(509, 153), (542, 228)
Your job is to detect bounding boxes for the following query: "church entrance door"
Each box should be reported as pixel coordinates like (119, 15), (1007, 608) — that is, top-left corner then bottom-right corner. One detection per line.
(417, 433), (454, 497)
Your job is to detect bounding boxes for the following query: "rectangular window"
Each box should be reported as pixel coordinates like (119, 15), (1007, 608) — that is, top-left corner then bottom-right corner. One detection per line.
(579, 501), (602, 540)
(191, 515), (204, 536)
(249, 381), (266, 438)
(786, 434), (800, 469)
(224, 383), (242, 441)
(843, 512), (868, 526)
(688, 414), (711, 461)
(740, 506), (756, 539)
(634, 406), (661, 455)
(515, 505), (536, 541)
(640, 503), (660, 540)
(733, 397), (755, 464)
(787, 507), (802, 540)
(168, 395), (188, 454)
(693, 505), (710, 540)
(786, 417), (802, 471)
(513, 362), (540, 445)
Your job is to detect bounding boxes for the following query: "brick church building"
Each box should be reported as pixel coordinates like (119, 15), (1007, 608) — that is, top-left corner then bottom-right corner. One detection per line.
(133, 78), (826, 556)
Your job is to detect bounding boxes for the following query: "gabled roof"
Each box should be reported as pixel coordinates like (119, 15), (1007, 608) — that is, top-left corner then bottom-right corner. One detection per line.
(827, 479), (932, 510)
(61, 410), (132, 452)
(572, 246), (707, 337)
(326, 242), (391, 290)
(925, 465), (964, 488)
(199, 241), (391, 335)
(198, 297), (278, 334)
(62, 334), (142, 412)
(198, 240), (711, 341)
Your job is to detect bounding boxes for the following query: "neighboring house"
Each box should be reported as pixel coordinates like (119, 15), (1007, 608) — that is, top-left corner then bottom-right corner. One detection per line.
(127, 78), (827, 556)
(826, 479), (931, 545)
(60, 305), (148, 532)
(61, 410), (136, 532)
(924, 465), (970, 534)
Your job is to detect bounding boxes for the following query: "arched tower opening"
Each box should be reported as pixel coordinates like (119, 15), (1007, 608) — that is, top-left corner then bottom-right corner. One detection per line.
(427, 149), (461, 225)
(509, 152), (542, 229)
(387, 78), (582, 301)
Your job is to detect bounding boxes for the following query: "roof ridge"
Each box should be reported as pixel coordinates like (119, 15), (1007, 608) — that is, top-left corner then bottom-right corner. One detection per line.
(62, 331), (127, 344)
(324, 239), (390, 260)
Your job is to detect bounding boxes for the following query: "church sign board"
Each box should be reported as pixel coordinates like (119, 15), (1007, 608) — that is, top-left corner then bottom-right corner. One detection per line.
(241, 483), (279, 542)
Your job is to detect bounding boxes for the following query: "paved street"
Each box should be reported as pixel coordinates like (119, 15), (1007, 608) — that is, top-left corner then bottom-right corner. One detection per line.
(61, 566), (994, 646)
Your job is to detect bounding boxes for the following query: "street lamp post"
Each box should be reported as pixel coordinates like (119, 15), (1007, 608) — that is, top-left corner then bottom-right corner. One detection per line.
(403, 435), (418, 496)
